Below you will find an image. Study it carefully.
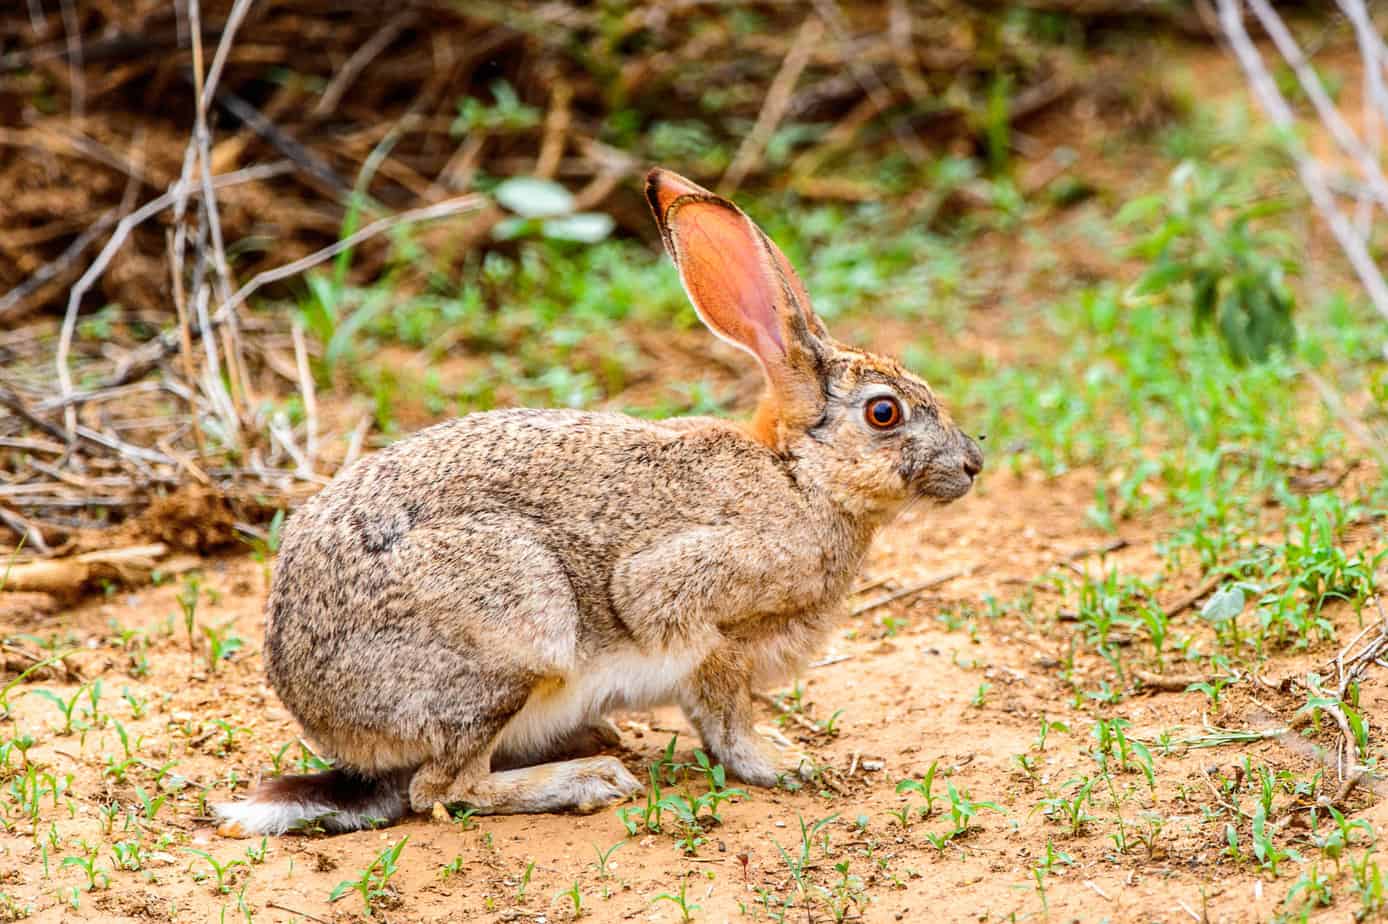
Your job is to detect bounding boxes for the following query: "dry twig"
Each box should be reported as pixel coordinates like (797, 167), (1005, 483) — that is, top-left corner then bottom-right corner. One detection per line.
(721, 17), (823, 195)
(1218, 0), (1388, 322)
(850, 567), (972, 617)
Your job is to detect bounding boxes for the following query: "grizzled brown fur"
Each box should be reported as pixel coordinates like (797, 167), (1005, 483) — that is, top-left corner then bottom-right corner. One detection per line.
(216, 168), (982, 835)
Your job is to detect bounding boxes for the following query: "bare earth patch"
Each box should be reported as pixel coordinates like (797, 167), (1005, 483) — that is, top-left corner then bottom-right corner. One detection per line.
(1, 464), (1380, 923)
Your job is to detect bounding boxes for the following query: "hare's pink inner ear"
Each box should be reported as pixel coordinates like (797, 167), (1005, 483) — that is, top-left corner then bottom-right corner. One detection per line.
(664, 197), (786, 361)
(645, 168), (713, 227)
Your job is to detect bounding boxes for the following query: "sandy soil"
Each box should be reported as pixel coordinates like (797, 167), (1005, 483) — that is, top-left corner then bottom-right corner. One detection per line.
(1, 463), (1380, 924)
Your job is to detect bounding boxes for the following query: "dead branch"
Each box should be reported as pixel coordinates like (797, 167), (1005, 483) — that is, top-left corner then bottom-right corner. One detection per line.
(1302, 365), (1388, 471)
(100, 193), (488, 389)
(55, 161), (293, 433)
(0, 209), (118, 320)
(850, 567), (973, 617)
(720, 17), (823, 196)
(1217, 0), (1388, 323)
(2, 543), (170, 594)
(1163, 571), (1226, 619)
(1133, 669), (1215, 693)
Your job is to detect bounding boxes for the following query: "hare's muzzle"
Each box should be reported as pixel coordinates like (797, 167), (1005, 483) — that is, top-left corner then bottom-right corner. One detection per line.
(910, 428), (983, 503)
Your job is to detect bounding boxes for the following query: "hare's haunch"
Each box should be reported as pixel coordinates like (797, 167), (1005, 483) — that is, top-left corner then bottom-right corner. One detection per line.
(216, 168), (982, 835)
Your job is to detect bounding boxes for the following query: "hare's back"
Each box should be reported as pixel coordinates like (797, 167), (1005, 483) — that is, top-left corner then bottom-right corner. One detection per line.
(283, 408), (804, 578)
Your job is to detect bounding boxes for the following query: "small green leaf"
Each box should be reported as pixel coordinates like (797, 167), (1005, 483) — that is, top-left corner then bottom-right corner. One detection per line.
(490, 216), (540, 241)
(1343, 704), (1369, 749)
(1200, 585), (1244, 623)
(541, 212), (615, 243)
(1192, 271), (1218, 329)
(493, 177), (575, 217)
(1132, 262), (1188, 296)
(1114, 194), (1165, 226)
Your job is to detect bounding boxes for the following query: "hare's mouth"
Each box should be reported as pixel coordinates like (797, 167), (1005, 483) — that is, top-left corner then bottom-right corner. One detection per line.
(911, 468), (976, 504)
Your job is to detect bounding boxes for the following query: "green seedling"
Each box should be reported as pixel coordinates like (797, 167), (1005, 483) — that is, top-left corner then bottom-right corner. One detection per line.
(1250, 805), (1300, 875)
(1186, 676), (1233, 711)
(134, 785), (168, 821)
(1350, 850), (1385, 918)
(817, 708), (845, 736)
(653, 879), (702, 922)
(772, 813), (837, 896)
(618, 765), (665, 836)
(178, 576), (203, 664)
(1032, 843), (1072, 915)
(1039, 776), (1095, 835)
(449, 805), (479, 830)
(186, 849), (244, 894)
(7, 733), (35, 769)
(1316, 808), (1375, 867)
(1035, 715), (1068, 752)
(111, 839), (143, 872)
(592, 841), (624, 879)
(0, 892), (34, 920)
(245, 838), (268, 866)
(245, 509), (286, 585)
(31, 684), (91, 736)
(515, 859), (535, 901)
(944, 782), (1001, 835)
(895, 760), (940, 819)
(209, 719), (250, 755)
(653, 734), (686, 786)
(1093, 717), (1155, 789)
(1285, 863), (1332, 909)
(329, 836), (408, 915)
(553, 880), (583, 919)
(0, 536), (22, 590)
(201, 621), (245, 673)
(61, 846), (110, 891)
(439, 855), (465, 880)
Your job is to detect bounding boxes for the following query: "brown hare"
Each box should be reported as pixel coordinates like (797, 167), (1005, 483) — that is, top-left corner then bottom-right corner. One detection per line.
(216, 168), (982, 835)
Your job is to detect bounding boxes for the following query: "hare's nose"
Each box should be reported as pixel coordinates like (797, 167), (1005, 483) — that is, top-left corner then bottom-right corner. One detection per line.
(960, 434), (984, 479)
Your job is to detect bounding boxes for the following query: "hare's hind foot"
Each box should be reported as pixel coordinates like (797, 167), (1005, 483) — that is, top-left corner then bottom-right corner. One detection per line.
(411, 755), (643, 815)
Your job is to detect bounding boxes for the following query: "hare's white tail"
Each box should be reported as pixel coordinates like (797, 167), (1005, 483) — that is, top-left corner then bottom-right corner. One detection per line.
(214, 768), (410, 835)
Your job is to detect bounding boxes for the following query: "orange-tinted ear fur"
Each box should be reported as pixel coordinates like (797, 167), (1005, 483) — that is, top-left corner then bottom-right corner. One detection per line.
(645, 167), (827, 447)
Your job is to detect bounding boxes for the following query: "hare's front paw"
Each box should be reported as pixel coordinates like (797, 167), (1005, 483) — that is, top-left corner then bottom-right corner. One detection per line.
(759, 725), (818, 783)
(717, 727), (815, 789)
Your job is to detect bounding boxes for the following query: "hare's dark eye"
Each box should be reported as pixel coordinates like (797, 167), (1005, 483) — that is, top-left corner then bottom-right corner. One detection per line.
(865, 396), (903, 430)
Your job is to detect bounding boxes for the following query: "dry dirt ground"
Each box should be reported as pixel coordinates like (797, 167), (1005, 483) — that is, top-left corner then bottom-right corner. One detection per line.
(1, 465), (1383, 923)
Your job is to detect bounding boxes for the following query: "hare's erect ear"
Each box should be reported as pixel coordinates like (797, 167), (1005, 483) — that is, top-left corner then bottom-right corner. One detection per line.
(645, 167), (828, 431)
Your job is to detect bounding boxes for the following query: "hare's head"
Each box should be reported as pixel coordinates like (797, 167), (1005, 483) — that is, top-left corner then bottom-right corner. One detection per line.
(646, 168), (982, 518)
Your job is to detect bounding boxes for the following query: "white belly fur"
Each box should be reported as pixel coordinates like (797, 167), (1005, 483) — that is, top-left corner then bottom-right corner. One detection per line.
(495, 648), (702, 762)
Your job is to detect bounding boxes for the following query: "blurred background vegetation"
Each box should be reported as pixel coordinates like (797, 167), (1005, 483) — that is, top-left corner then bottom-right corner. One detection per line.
(0, 1), (1383, 546)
